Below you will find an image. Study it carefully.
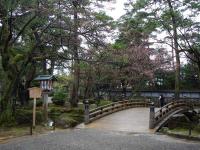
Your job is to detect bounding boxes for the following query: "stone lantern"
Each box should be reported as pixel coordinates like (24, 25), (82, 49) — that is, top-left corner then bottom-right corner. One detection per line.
(35, 75), (57, 121)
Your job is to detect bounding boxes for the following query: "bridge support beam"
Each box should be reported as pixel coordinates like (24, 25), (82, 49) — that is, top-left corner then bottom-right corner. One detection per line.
(149, 103), (155, 129)
(84, 100), (90, 124)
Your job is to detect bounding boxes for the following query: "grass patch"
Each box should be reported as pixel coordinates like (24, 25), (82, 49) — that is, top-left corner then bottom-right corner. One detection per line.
(0, 125), (55, 143)
(15, 109), (44, 125)
(98, 100), (112, 106)
(0, 105), (84, 141)
(160, 126), (200, 137)
(56, 108), (84, 128)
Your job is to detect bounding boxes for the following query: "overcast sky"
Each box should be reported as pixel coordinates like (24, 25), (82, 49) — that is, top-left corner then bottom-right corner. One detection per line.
(101, 0), (190, 65)
(102, 0), (127, 20)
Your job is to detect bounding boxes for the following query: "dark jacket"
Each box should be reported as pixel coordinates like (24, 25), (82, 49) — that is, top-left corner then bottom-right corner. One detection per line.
(159, 95), (165, 107)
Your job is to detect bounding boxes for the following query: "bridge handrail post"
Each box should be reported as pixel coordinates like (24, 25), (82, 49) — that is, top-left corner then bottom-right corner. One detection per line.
(112, 103), (115, 111)
(100, 107), (103, 114)
(84, 100), (90, 124)
(149, 102), (155, 129)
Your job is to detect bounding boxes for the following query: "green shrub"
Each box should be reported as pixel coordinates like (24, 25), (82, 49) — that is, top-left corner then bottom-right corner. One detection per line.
(98, 100), (112, 106)
(48, 91), (54, 97)
(57, 109), (84, 127)
(52, 91), (67, 106)
(49, 107), (64, 114)
(15, 109), (43, 125)
(194, 125), (200, 133)
(0, 109), (16, 127)
(55, 108), (84, 128)
(53, 91), (66, 100)
(49, 107), (63, 119)
(70, 108), (84, 114)
(29, 99), (43, 107)
(88, 99), (95, 104)
(52, 99), (65, 106)
(36, 99), (43, 106)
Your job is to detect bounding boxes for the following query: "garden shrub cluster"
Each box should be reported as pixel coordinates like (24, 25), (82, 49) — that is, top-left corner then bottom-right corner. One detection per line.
(98, 100), (112, 106)
(15, 109), (43, 125)
(194, 125), (200, 133)
(52, 91), (67, 106)
(29, 99), (43, 107)
(49, 107), (66, 119)
(56, 108), (84, 128)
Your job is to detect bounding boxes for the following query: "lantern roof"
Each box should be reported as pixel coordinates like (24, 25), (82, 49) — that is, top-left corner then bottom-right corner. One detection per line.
(34, 75), (57, 81)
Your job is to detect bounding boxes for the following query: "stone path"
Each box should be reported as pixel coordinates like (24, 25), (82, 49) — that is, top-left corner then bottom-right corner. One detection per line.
(78, 108), (151, 133)
(0, 129), (200, 150)
(1, 108), (200, 150)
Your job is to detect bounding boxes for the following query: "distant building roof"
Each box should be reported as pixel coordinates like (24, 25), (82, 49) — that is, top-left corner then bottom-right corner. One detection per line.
(34, 75), (57, 81)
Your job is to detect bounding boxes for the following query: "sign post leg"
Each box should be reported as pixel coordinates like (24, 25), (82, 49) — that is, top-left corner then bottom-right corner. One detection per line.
(43, 93), (49, 122)
(33, 98), (36, 128)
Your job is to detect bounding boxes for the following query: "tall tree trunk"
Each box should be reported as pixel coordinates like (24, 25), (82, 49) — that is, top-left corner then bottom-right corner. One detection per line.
(0, 21), (15, 123)
(198, 62), (200, 81)
(70, 1), (80, 107)
(49, 59), (55, 75)
(0, 74), (20, 124)
(0, 3), (36, 124)
(167, 0), (180, 99)
(18, 63), (36, 105)
(84, 65), (93, 99)
(171, 39), (175, 70)
(42, 59), (47, 74)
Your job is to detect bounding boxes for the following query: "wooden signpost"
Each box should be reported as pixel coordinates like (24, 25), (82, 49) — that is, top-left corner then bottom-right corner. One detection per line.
(29, 87), (42, 127)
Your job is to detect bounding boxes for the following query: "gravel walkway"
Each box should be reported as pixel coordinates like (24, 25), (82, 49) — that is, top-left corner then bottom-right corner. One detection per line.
(0, 128), (200, 150)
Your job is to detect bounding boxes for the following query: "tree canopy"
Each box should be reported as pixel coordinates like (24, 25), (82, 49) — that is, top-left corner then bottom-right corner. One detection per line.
(0, 0), (199, 125)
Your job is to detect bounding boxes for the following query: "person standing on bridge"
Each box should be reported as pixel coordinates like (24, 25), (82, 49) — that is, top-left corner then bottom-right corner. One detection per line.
(159, 94), (165, 107)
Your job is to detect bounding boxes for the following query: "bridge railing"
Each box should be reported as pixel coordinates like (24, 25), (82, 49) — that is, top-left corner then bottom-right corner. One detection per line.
(146, 98), (200, 108)
(85, 99), (151, 124)
(84, 98), (200, 128)
(151, 100), (194, 130)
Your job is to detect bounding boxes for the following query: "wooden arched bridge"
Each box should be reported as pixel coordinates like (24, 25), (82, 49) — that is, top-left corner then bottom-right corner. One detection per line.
(83, 99), (199, 132)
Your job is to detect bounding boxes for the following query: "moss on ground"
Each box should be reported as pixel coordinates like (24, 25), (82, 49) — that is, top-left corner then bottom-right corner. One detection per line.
(98, 100), (112, 106)
(160, 126), (200, 138)
(56, 108), (84, 128)
(0, 99), (112, 140)
(0, 125), (55, 143)
(0, 104), (84, 141)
